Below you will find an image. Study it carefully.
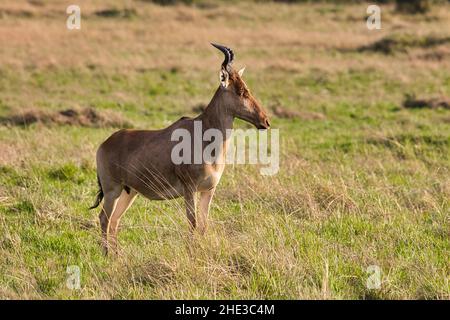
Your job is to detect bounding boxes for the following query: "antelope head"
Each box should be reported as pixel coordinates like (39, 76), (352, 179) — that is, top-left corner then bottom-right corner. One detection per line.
(212, 43), (271, 130)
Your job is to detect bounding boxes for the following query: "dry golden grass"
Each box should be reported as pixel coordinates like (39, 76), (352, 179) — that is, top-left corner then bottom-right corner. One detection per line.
(0, 1), (449, 72)
(0, 0), (449, 300)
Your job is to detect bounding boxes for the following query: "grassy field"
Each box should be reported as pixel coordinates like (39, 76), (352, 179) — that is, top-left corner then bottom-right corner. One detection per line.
(0, 0), (449, 299)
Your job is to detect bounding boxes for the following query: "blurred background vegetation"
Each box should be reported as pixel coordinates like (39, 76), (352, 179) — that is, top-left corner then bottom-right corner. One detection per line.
(151, 0), (446, 14)
(0, 0), (448, 299)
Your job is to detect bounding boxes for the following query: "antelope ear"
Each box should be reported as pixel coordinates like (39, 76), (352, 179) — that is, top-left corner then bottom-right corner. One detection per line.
(219, 68), (229, 88)
(238, 67), (245, 77)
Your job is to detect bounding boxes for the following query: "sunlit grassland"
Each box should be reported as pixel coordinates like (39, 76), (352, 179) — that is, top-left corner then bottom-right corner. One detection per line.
(0, 0), (449, 299)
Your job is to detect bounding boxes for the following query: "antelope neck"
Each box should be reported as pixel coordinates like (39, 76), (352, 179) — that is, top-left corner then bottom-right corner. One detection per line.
(197, 87), (234, 135)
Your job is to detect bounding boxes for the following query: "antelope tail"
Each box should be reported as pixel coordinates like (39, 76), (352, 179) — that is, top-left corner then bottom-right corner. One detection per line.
(89, 175), (104, 209)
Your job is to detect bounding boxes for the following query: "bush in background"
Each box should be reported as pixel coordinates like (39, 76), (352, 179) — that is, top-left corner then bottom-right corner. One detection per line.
(395, 0), (431, 13)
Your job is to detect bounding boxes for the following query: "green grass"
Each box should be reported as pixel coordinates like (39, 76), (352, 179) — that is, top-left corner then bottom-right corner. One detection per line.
(0, 0), (449, 299)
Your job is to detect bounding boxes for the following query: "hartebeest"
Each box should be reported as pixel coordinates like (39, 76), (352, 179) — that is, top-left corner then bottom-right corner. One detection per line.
(91, 43), (270, 254)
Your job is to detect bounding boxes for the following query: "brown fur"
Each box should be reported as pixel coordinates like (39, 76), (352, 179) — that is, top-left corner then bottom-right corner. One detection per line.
(94, 61), (270, 255)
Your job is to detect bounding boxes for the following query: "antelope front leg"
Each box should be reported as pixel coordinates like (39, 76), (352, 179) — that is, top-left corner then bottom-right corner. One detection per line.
(184, 187), (197, 231)
(198, 188), (215, 234)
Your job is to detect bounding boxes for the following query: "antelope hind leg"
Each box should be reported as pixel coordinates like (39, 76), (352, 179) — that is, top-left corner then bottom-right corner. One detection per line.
(99, 186), (122, 255)
(108, 188), (138, 254)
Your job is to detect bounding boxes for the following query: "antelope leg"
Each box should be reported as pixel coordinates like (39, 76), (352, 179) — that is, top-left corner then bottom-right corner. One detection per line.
(108, 188), (138, 254)
(184, 187), (197, 231)
(198, 188), (215, 234)
(99, 186), (122, 255)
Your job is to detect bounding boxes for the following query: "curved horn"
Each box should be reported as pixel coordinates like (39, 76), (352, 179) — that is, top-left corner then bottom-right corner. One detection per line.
(211, 43), (234, 69)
